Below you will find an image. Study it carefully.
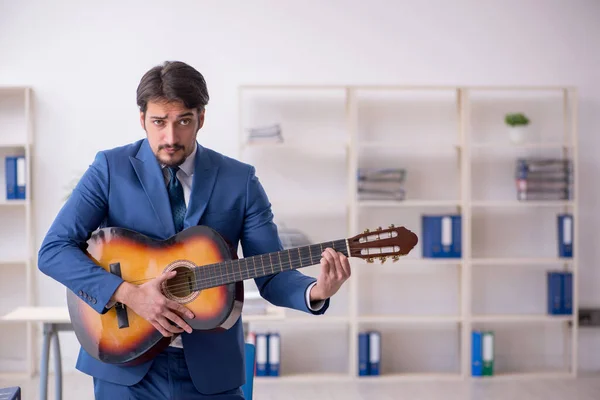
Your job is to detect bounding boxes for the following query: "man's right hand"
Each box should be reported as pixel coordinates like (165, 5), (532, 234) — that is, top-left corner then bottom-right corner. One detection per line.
(112, 270), (195, 337)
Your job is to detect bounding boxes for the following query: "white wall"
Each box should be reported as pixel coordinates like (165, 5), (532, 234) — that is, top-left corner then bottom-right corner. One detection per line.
(1, 0), (600, 374)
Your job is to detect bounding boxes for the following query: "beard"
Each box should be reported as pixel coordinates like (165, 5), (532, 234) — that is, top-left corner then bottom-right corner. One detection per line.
(156, 144), (186, 167)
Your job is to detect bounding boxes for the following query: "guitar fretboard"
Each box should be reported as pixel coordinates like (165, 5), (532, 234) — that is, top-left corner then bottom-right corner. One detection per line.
(192, 240), (348, 290)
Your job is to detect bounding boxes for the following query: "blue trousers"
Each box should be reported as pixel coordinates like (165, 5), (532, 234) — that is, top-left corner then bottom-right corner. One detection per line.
(93, 347), (244, 399)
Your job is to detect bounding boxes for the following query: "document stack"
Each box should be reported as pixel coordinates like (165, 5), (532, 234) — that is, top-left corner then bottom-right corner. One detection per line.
(246, 123), (283, 144)
(515, 158), (572, 201)
(357, 168), (406, 201)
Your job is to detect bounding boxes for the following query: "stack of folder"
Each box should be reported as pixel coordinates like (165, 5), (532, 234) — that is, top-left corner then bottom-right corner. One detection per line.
(547, 271), (573, 315)
(357, 168), (406, 201)
(246, 124), (283, 144)
(358, 330), (381, 376)
(246, 331), (281, 377)
(515, 158), (572, 201)
(4, 155), (26, 200)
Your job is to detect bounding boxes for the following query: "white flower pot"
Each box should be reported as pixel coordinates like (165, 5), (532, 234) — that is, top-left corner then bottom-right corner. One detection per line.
(508, 126), (528, 144)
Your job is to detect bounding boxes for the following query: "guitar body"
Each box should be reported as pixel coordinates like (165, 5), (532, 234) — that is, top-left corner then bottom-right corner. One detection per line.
(66, 225), (243, 366)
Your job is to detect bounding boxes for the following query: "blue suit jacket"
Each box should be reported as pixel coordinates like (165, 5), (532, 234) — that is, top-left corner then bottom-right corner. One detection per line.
(38, 138), (330, 394)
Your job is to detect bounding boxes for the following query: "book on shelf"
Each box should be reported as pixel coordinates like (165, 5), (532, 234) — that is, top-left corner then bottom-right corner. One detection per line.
(248, 330), (281, 377)
(246, 123), (283, 144)
(421, 214), (461, 258)
(4, 155), (26, 200)
(557, 213), (573, 258)
(472, 330), (494, 376)
(357, 168), (406, 201)
(515, 158), (572, 201)
(547, 271), (573, 315)
(358, 330), (381, 376)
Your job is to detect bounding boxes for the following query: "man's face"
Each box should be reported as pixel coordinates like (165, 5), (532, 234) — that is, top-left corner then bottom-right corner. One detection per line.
(140, 99), (204, 167)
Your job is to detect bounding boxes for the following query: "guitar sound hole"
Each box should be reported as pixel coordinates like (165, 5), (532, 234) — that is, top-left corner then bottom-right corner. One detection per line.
(165, 266), (195, 299)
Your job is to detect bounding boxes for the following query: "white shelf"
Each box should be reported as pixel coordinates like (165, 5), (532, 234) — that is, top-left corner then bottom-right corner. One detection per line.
(471, 314), (573, 323)
(0, 200), (29, 207)
(238, 84), (579, 382)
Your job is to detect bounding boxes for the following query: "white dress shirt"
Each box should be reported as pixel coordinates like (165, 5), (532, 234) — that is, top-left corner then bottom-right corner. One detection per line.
(164, 143), (324, 347)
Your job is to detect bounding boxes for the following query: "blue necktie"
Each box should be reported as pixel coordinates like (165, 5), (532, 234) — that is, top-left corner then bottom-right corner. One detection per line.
(167, 166), (186, 233)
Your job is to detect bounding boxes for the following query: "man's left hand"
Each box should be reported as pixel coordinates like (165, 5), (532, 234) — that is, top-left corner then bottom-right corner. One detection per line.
(310, 248), (351, 302)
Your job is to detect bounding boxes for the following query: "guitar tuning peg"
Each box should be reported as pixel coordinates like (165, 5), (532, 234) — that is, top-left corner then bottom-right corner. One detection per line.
(376, 226), (383, 231)
(366, 257), (374, 263)
(380, 256), (386, 264)
(392, 255), (400, 262)
(363, 228), (370, 234)
(388, 224), (395, 229)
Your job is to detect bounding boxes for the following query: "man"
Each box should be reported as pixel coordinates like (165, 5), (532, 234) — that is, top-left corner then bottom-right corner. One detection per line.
(37, 60), (351, 399)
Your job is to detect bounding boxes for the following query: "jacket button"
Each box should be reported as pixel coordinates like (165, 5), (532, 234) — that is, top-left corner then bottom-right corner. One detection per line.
(78, 290), (83, 296)
(92, 298), (97, 304)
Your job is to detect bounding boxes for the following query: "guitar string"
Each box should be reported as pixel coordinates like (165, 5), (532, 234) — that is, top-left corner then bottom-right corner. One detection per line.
(119, 241), (356, 294)
(146, 241), (350, 295)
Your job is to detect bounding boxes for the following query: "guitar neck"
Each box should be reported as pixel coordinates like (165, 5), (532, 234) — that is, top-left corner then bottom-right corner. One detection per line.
(192, 239), (349, 290)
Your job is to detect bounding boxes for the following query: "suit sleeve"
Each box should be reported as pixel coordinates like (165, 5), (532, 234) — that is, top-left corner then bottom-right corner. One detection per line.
(37, 151), (124, 314)
(241, 166), (329, 315)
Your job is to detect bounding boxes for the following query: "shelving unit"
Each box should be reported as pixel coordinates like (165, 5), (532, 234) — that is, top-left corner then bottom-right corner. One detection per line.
(237, 84), (578, 382)
(0, 86), (36, 378)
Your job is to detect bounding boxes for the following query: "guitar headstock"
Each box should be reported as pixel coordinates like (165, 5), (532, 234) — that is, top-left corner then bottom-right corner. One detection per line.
(348, 224), (418, 263)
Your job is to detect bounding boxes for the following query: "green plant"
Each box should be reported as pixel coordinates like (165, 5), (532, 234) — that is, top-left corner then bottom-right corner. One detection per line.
(505, 113), (530, 127)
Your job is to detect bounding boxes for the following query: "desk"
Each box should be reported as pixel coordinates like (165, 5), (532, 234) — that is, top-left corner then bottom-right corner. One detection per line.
(1, 307), (71, 400)
(1, 305), (284, 400)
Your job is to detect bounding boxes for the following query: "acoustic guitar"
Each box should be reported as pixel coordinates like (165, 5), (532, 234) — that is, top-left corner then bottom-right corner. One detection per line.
(67, 224), (418, 366)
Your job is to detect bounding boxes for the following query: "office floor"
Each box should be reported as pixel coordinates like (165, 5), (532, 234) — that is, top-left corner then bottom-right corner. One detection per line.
(2, 372), (600, 400)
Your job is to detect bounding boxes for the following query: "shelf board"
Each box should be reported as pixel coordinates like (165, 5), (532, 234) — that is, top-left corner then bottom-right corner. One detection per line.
(471, 371), (573, 380)
(241, 141), (347, 151)
(0, 258), (28, 265)
(358, 315), (461, 323)
(471, 200), (574, 208)
(0, 200), (28, 207)
(358, 200), (461, 208)
(357, 258), (462, 266)
(471, 142), (573, 149)
(0, 143), (28, 149)
(471, 257), (573, 265)
(471, 314), (573, 323)
(358, 141), (461, 150)
(358, 372), (462, 382)
(255, 373), (351, 383)
(249, 316), (349, 325)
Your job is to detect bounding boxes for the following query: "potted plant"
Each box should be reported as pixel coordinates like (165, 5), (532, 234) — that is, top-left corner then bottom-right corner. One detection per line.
(504, 113), (530, 144)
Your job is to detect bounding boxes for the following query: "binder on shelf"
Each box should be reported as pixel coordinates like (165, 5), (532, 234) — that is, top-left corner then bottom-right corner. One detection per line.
(5, 156), (17, 200)
(548, 271), (573, 315)
(471, 330), (483, 377)
(422, 214), (461, 258)
(358, 332), (370, 376)
(563, 272), (573, 315)
(557, 214), (573, 258)
(547, 271), (563, 315)
(482, 331), (494, 376)
(255, 333), (268, 376)
(368, 331), (381, 376)
(16, 155), (26, 199)
(267, 332), (280, 376)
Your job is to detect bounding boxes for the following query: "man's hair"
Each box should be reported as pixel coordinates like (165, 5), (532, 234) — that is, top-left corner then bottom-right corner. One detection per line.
(136, 61), (209, 114)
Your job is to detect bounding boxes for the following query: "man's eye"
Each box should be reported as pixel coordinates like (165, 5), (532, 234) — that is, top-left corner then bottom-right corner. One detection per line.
(153, 120), (164, 125)
(180, 119), (191, 125)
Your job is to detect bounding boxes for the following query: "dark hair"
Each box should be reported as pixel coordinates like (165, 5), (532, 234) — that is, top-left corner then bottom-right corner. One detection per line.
(136, 61), (209, 114)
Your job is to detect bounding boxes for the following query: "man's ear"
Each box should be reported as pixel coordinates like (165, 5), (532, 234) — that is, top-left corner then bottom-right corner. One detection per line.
(198, 109), (205, 129)
(139, 111), (146, 130)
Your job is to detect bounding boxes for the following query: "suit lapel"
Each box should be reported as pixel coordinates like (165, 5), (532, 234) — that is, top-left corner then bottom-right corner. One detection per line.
(129, 140), (176, 237)
(185, 143), (218, 228)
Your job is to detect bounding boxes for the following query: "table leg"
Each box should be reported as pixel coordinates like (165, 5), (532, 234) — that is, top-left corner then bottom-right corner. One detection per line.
(52, 329), (62, 400)
(39, 323), (54, 400)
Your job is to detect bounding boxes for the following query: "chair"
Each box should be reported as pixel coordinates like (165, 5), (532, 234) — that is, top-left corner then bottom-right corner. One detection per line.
(241, 343), (256, 400)
(0, 386), (21, 400)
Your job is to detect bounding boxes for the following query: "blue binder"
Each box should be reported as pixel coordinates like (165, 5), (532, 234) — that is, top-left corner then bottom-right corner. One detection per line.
(547, 272), (562, 314)
(0, 386), (21, 400)
(5, 156), (17, 200)
(422, 214), (461, 258)
(267, 332), (280, 376)
(15, 155), (26, 199)
(255, 333), (269, 376)
(557, 214), (573, 258)
(471, 330), (483, 376)
(562, 272), (573, 315)
(368, 331), (381, 375)
(358, 332), (369, 376)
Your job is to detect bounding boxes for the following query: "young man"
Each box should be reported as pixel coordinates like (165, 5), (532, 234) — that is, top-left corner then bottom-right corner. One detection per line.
(37, 61), (351, 399)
